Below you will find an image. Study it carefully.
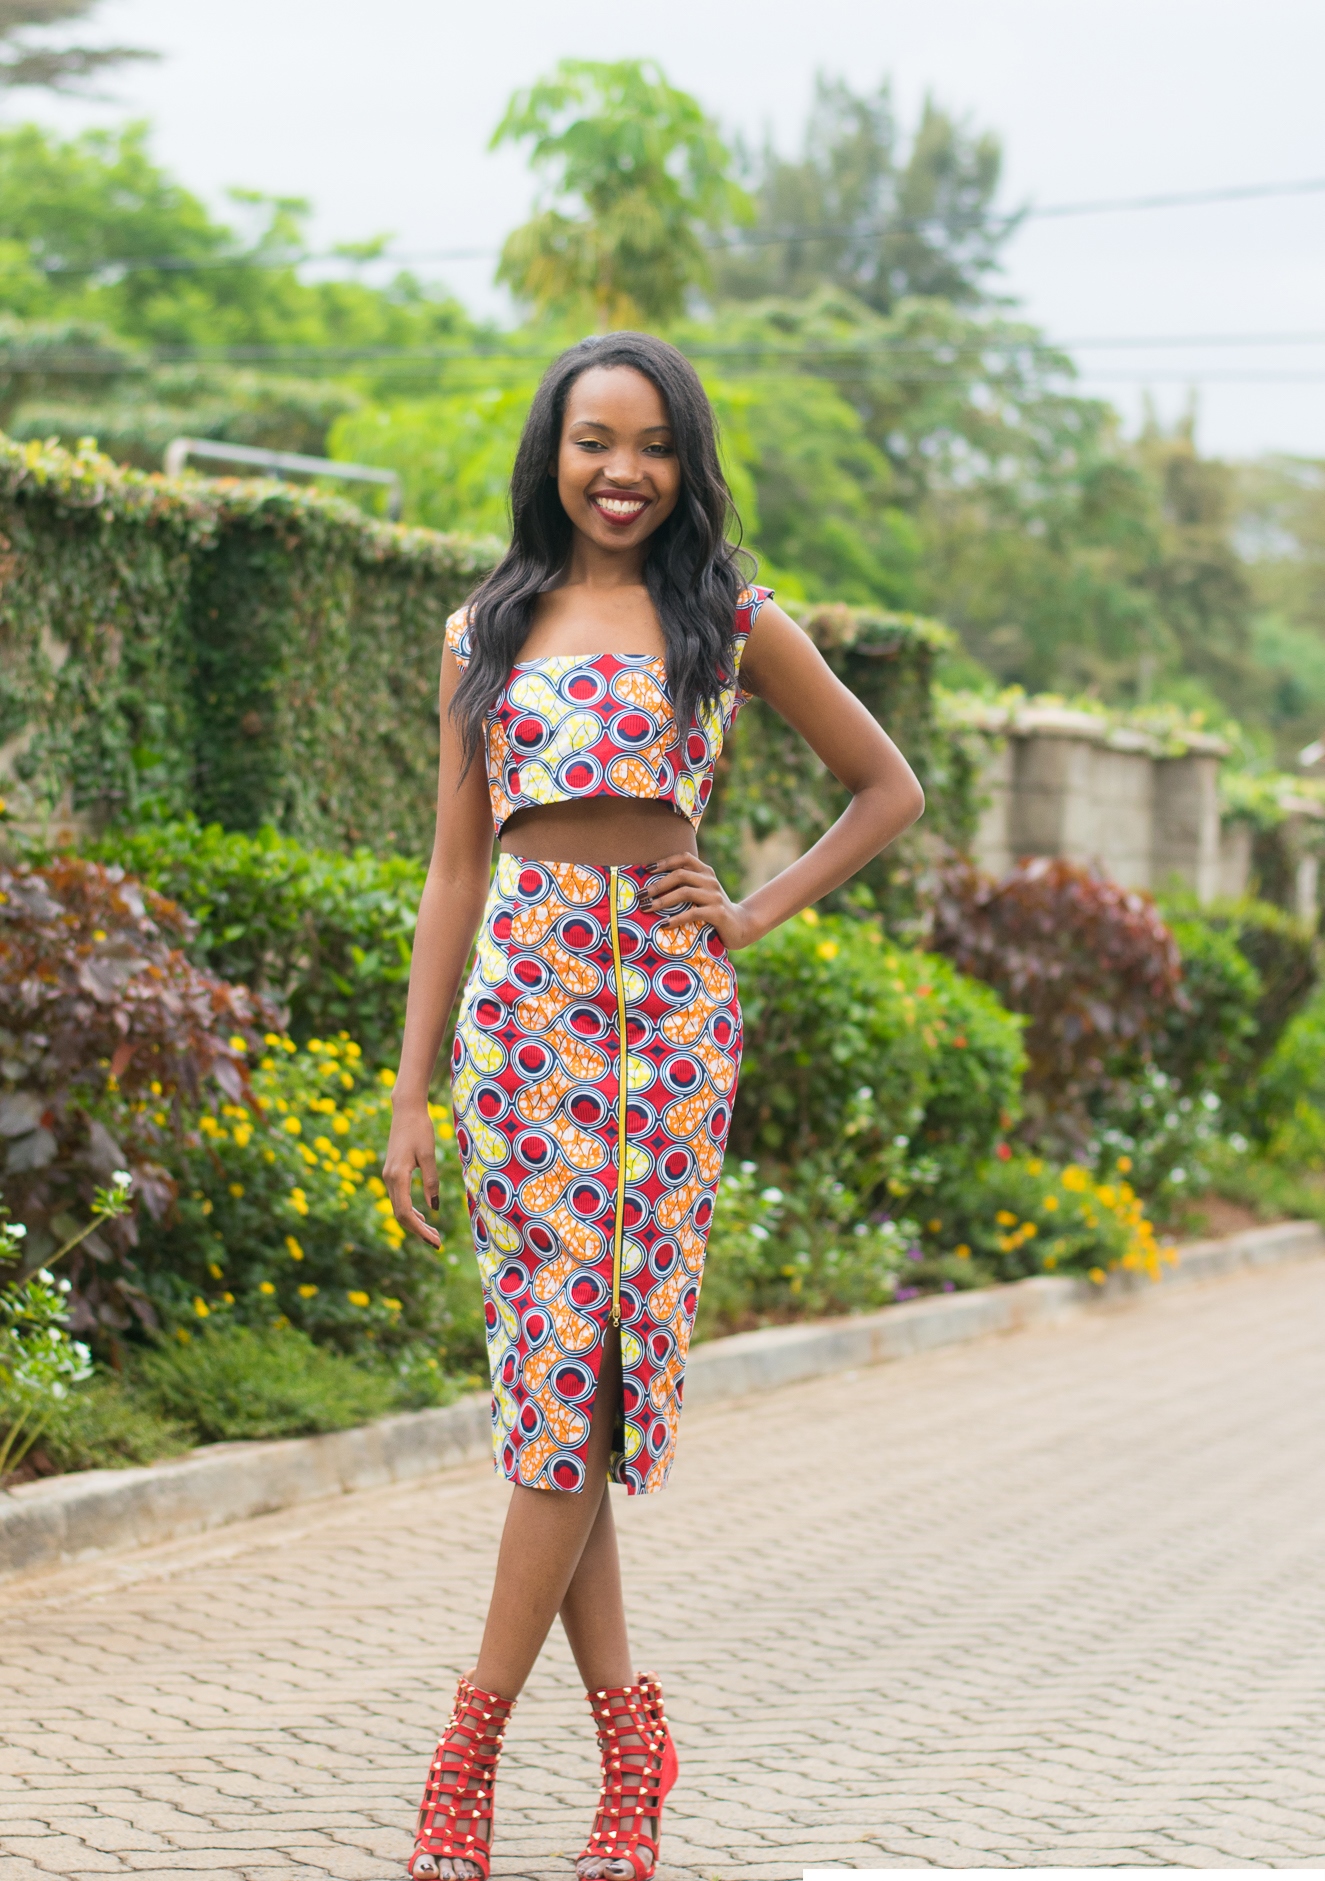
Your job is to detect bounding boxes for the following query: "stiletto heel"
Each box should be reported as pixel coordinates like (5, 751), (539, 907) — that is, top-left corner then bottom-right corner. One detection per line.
(576, 1673), (677, 1880)
(408, 1675), (515, 1881)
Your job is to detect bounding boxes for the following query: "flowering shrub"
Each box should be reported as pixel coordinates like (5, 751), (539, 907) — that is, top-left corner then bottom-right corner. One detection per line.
(0, 857), (270, 1332)
(129, 1034), (481, 1367)
(89, 818), (427, 1063)
(732, 908), (1026, 1195)
(926, 854), (1183, 1148)
(932, 1153), (1176, 1287)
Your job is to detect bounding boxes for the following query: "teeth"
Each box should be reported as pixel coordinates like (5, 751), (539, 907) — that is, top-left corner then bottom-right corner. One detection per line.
(596, 497), (646, 515)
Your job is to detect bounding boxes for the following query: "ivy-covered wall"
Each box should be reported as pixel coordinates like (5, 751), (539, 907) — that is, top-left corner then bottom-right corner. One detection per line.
(0, 437), (970, 887)
(0, 436), (500, 854)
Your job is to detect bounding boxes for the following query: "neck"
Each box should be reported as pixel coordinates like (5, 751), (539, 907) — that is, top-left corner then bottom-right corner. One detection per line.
(561, 528), (649, 589)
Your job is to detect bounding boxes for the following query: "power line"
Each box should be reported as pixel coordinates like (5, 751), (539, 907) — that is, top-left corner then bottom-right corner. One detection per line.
(12, 174), (1325, 279)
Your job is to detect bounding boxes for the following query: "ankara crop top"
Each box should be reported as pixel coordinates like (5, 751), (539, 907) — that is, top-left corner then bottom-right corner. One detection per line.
(445, 585), (771, 834)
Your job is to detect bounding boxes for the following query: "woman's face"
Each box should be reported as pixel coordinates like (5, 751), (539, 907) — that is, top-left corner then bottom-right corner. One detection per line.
(555, 365), (682, 555)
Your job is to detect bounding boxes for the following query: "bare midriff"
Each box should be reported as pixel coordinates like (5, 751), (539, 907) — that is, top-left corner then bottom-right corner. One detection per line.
(498, 796), (698, 866)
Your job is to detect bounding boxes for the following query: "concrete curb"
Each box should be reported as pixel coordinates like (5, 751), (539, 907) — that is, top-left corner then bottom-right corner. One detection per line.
(2, 1217), (1320, 1584)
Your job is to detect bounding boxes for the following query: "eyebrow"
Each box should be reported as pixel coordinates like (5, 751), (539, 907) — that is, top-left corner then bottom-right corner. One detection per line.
(567, 419), (673, 434)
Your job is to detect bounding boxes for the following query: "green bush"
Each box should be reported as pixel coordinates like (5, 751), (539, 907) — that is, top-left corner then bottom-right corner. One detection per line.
(933, 1152), (1174, 1286)
(30, 1374), (191, 1474)
(1243, 983), (1325, 1165)
(128, 1323), (397, 1442)
(1159, 894), (1317, 1074)
(732, 909), (1026, 1199)
(128, 1034), (483, 1371)
(1155, 913), (1262, 1094)
(89, 818), (426, 1061)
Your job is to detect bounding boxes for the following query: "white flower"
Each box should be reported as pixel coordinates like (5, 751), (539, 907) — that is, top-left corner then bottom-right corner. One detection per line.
(112, 1169), (133, 1190)
(759, 1187), (783, 1204)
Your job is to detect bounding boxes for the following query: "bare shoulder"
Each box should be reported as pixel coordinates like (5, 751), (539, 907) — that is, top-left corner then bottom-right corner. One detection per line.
(738, 598), (823, 697)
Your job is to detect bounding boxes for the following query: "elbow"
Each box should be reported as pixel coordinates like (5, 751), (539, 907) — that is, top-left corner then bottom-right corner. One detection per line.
(903, 775), (926, 829)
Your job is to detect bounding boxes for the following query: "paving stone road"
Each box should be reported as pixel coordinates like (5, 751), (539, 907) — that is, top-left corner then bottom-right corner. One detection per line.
(3, 1260), (1325, 1880)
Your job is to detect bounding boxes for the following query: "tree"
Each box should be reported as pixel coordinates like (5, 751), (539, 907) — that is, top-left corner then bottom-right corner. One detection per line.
(491, 58), (750, 330)
(713, 76), (1014, 315)
(0, 0), (154, 94)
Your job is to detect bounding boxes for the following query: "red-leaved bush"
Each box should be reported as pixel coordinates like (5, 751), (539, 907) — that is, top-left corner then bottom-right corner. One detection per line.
(0, 858), (272, 1332)
(926, 854), (1183, 1145)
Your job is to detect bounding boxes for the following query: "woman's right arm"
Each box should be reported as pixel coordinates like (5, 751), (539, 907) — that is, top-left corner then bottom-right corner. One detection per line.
(382, 646), (494, 1246)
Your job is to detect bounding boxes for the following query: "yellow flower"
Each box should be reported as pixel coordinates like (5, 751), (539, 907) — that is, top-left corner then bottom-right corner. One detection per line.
(288, 1187), (309, 1216)
(367, 1176), (387, 1197)
(228, 1035), (248, 1053)
(264, 1032), (283, 1047)
(347, 1290), (370, 1307)
(282, 1116), (302, 1135)
(815, 939), (839, 961)
(298, 1284), (318, 1299)
(208, 1262), (223, 1278)
(282, 1036), (296, 1053)
(383, 1297), (402, 1311)
(340, 1072), (354, 1089)
(347, 1148), (370, 1169)
(995, 1210), (1017, 1227)
(232, 1123), (252, 1147)
(201, 1199), (213, 1216)
(308, 1039), (324, 1054)
(313, 1135), (332, 1154)
(285, 1235), (304, 1261)
(193, 1297), (210, 1317)
(1026, 1158), (1043, 1176)
(374, 1197), (394, 1216)
(1088, 1266), (1106, 1284)
(299, 1145), (318, 1166)
(954, 1244), (971, 1259)
(1061, 1166), (1089, 1192)
(332, 1115), (350, 1135)
(258, 1281), (275, 1295)
(378, 1067), (397, 1088)
(1116, 1155), (1133, 1173)
(229, 1183), (244, 1198)
(801, 907), (820, 926)
(427, 1103), (448, 1122)
(343, 1040), (361, 1059)
(150, 1079), (162, 1095)
(927, 1218), (942, 1233)
(222, 1291), (235, 1305)
(1042, 1194), (1059, 1212)
(1044, 1253), (1058, 1270)
(1021, 1222), (1037, 1238)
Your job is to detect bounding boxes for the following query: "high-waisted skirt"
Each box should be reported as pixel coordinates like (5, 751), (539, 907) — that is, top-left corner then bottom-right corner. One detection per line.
(451, 852), (742, 1496)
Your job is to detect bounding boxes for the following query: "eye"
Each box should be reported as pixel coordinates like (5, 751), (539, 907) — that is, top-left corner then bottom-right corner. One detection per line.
(572, 437), (608, 452)
(643, 442), (675, 456)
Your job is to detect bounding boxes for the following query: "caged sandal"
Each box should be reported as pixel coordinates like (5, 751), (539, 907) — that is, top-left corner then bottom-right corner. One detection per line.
(408, 1675), (516, 1881)
(576, 1673), (678, 1880)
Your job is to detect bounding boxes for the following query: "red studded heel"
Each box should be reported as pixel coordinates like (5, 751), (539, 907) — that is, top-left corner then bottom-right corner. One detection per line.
(408, 1676), (516, 1880)
(577, 1674), (678, 1880)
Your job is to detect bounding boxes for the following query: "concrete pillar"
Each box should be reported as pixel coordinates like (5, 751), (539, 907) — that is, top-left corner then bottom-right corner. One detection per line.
(1152, 746), (1224, 903)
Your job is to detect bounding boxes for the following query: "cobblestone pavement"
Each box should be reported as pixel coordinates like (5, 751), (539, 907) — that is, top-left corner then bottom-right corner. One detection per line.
(3, 1261), (1325, 1880)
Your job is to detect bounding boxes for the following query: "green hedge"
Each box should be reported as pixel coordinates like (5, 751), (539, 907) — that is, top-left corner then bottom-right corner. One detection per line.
(90, 818), (426, 1064)
(0, 434), (499, 852)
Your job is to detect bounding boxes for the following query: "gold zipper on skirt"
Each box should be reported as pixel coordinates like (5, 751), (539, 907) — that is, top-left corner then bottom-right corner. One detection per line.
(608, 866), (629, 1327)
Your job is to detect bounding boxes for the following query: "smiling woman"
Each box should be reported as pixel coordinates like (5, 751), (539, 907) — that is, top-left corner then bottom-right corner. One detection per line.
(379, 331), (925, 1881)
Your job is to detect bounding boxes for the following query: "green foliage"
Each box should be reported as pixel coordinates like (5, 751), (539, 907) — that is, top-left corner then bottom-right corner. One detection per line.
(26, 1369), (190, 1474)
(935, 1152), (1174, 1286)
(128, 1036), (481, 1370)
(1156, 912), (1262, 1094)
(731, 909), (1026, 1202)
(0, 854), (268, 1329)
(1242, 983), (1325, 1165)
(1162, 895), (1317, 1072)
(0, 1241), (91, 1476)
(0, 432), (499, 849)
(492, 58), (750, 327)
(126, 1322), (397, 1442)
(714, 76), (1009, 313)
(89, 818), (427, 1063)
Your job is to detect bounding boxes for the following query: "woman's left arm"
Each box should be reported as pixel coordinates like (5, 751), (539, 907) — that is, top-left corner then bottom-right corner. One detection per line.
(645, 599), (926, 949)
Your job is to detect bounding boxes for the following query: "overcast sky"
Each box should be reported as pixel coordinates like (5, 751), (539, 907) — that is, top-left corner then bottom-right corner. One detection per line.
(17, 0), (1325, 459)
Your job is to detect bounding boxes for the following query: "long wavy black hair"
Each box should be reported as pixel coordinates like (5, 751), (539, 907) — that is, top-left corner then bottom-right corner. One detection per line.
(451, 332), (753, 770)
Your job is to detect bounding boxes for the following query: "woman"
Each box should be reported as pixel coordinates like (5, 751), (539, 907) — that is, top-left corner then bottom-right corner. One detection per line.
(383, 331), (924, 1881)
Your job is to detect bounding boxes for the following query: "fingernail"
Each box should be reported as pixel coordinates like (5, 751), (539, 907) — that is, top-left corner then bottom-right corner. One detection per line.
(430, 1194), (439, 1210)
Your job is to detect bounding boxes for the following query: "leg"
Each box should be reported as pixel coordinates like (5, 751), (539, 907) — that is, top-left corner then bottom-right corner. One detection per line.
(559, 1487), (632, 1692)
(473, 1328), (625, 1696)
(413, 1336), (627, 1881)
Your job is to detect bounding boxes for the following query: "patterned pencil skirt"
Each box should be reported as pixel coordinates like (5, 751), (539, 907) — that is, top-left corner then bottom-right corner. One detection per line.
(450, 852), (742, 1496)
